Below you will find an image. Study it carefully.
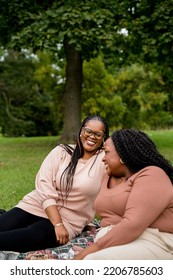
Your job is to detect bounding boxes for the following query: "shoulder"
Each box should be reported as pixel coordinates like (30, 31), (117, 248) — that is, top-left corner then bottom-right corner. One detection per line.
(129, 166), (170, 184)
(138, 166), (166, 176)
(53, 144), (75, 153)
(48, 144), (75, 160)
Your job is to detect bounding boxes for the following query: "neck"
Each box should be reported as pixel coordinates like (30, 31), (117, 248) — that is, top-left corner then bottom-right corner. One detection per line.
(82, 150), (99, 160)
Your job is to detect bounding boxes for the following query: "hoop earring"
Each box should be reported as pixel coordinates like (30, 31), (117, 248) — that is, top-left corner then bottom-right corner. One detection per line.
(120, 158), (124, 164)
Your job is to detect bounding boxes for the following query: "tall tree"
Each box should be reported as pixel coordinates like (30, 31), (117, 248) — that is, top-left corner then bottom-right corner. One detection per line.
(1, 0), (173, 140)
(0, 0), (124, 141)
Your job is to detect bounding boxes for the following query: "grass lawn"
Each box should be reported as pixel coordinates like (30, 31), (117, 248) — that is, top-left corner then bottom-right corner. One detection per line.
(0, 130), (173, 210)
(0, 136), (58, 209)
(146, 130), (173, 162)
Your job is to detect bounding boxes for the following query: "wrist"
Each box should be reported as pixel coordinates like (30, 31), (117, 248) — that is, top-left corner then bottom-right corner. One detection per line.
(54, 222), (64, 227)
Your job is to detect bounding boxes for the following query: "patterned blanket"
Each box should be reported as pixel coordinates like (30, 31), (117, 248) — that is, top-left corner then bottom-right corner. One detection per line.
(0, 221), (100, 260)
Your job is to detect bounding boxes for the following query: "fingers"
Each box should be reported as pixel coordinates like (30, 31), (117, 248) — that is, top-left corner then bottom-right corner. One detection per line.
(55, 224), (69, 244)
(57, 235), (69, 245)
(56, 231), (69, 244)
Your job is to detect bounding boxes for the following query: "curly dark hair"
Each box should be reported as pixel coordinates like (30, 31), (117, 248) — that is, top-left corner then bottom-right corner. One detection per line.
(111, 129), (173, 183)
(60, 115), (109, 199)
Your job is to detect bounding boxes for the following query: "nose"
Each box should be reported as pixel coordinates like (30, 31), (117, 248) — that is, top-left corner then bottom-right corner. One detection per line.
(102, 155), (106, 162)
(89, 133), (96, 139)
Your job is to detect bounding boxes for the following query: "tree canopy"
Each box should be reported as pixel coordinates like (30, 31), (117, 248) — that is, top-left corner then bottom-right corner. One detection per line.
(0, 0), (173, 138)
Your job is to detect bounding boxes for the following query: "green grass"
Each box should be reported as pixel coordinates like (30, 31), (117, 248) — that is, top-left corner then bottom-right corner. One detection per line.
(0, 130), (173, 210)
(0, 136), (58, 209)
(146, 130), (173, 162)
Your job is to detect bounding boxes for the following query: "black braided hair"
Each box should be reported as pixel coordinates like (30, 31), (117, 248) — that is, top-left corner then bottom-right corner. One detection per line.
(111, 129), (173, 183)
(60, 115), (109, 199)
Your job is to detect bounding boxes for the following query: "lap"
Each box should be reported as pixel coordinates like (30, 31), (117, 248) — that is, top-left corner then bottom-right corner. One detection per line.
(0, 207), (43, 231)
(84, 228), (173, 260)
(0, 208), (57, 252)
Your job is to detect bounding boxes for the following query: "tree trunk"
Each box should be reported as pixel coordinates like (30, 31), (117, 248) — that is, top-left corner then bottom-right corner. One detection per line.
(60, 39), (83, 143)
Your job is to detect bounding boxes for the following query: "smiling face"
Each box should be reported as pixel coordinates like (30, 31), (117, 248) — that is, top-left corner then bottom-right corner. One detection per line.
(102, 138), (123, 176)
(80, 120), (105, 158)
(103, 137), (134, 179)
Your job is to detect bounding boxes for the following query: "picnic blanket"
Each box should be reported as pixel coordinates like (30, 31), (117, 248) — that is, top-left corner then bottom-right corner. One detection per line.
(0, 220), (100, 260)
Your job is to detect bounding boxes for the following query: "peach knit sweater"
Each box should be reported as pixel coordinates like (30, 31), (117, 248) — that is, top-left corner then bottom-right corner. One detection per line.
(95, 166), (173, 249)
(16, 145), (105, 239)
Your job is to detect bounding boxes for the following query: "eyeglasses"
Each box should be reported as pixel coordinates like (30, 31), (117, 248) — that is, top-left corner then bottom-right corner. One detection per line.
(82, 127), (105, 140)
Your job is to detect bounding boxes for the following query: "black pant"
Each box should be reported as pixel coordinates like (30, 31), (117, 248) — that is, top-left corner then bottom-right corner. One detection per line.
(0, 208), (57, 252)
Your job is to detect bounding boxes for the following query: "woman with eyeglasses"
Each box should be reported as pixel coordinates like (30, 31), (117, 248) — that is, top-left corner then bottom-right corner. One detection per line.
(0, 115), (109, 253)
(74, 129), (173, 260)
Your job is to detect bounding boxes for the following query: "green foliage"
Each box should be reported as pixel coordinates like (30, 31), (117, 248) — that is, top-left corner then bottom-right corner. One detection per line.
(33, 50), (65, 134)
(82, 58), (172, 130)
(0, 50), (61, 136)
(113, 64), (173, 129)
(1, 51), (172, 135)
(82, 56), (126, 128)
(123, 0), (173, 106)
(125, 0), (173, 65)
(0, 0), (124, 59)
(1, 0), (173, 134)
(0, 0), (173, 138)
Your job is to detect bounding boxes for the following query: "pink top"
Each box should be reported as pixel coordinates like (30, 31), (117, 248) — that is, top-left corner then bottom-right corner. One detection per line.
(94, 166), (173, 249)
(16, 145), (105, 239)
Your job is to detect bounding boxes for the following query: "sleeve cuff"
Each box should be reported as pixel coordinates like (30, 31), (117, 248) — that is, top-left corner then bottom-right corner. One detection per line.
(42, 199), (57, 210)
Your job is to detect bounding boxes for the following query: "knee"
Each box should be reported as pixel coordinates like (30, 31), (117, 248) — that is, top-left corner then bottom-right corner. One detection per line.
(83, 252), (103, 260)
(83, 253), (95, 260)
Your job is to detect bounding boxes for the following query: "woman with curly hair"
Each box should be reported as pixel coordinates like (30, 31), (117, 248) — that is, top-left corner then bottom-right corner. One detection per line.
(74, 129), (173, 260)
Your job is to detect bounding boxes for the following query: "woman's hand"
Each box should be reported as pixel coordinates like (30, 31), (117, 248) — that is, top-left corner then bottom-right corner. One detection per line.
(45, 205), (69, 244)
(54, 224), (69, 245)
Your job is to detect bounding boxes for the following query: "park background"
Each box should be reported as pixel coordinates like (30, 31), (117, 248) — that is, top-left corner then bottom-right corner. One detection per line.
(0, 0), (173, 208)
